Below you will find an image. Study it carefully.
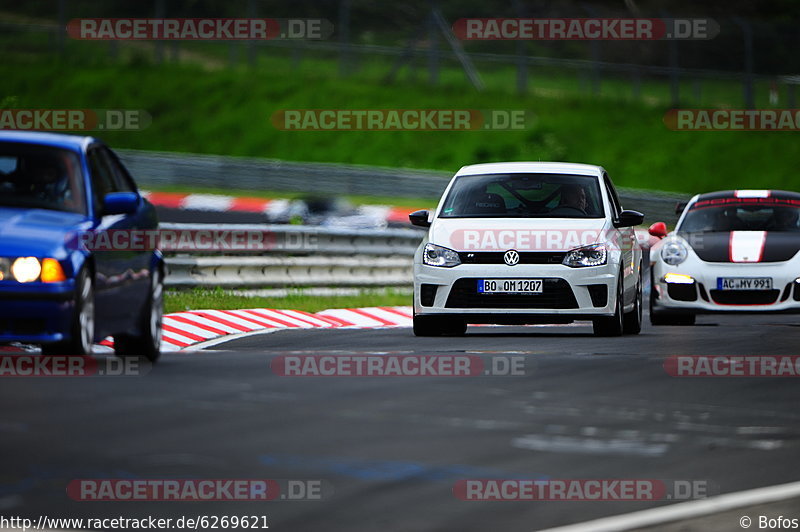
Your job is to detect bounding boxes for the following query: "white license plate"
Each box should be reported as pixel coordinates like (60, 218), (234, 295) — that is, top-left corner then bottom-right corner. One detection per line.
(478, 279), (543, 294)
(717, 277), (773, 290)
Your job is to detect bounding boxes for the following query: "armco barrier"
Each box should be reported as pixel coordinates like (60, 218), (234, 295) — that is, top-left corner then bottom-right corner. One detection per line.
(165, 256), (413, 287)
(161, 224), (655, 288)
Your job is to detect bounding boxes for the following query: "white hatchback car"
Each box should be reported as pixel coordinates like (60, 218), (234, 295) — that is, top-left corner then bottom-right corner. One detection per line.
(410, 162), (644, 337)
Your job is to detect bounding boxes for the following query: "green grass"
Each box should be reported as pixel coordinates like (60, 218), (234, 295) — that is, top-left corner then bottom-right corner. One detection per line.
(2, 50), (798, 195)
(165, 287), (411, 314)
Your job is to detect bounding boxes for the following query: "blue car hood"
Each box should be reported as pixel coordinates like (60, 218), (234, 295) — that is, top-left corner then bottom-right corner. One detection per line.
(0, 207), (92, 258)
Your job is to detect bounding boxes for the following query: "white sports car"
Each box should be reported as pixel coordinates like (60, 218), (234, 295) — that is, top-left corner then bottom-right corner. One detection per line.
(410, 162), (644, 337)
(649, 189), (800, 325)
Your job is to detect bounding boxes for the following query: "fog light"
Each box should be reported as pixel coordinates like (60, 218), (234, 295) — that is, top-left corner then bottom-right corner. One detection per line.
(664, 273), (695, 284)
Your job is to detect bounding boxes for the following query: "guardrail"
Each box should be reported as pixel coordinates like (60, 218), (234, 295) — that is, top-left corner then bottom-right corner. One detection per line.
(162, 224), (655, 288)
(166, 256), (412, 288)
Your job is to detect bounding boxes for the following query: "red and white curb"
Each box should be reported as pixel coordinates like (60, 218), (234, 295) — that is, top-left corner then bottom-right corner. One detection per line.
(123, 306), (412, 352)
(142, 191), (415, 225)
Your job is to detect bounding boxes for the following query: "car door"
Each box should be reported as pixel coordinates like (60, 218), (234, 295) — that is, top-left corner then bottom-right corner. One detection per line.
(603, 174), (637, 307)
(104, 146), (156, 309)
(87, 144), (144, 336)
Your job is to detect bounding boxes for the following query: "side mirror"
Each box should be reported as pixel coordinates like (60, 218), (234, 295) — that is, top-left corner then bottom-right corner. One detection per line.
(648, 221), (668, 239)
(103, 192), (139, 216)
(409, 209), (431, 228)
(675, 201), (688, 215)
(614, 210), (644, 228)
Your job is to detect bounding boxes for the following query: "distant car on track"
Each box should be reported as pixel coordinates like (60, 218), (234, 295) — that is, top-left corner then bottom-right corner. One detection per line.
(649, 189), (800, 325)
(410, 162), (644, 337)
(0, 131), (163, 360)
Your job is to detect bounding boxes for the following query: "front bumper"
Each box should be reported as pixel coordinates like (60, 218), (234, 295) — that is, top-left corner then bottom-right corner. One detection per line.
(0, 280), (77, 344)
(413, 262), (617, 323)
(651, 257), (800, 314)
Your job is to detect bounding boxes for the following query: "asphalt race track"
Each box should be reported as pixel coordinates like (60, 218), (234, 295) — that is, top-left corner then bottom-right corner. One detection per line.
(1, 312), (799, 531)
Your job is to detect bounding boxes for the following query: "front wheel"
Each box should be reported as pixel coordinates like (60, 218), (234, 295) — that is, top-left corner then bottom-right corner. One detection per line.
(42, 269), (95, 357)
(115, 266), (163, 362)
(593, 274), (624, 337)
(649, 288), (696, 326)
(623, 270), (643, 335)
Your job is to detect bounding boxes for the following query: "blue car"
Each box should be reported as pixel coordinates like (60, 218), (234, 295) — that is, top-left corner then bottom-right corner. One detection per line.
(0, 131), (163, 360)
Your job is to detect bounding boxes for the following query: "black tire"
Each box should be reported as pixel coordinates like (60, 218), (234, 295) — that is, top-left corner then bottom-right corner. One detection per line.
(114, 266), (163, 362)
(593, 274), (624, 337)
(42, 269), (95, 357)
(623, 269), (643, 335)
(649, 288), (696, 326)
(413, 315), (466, 337)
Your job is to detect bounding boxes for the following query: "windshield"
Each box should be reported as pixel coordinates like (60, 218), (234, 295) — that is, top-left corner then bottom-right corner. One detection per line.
(679, 198), (800, 232)
(439, 173), (604, 218)
(0, 142), (87, 215)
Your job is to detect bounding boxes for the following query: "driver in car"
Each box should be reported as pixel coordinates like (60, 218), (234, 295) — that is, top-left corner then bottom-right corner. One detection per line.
(551, 184), (588, 215)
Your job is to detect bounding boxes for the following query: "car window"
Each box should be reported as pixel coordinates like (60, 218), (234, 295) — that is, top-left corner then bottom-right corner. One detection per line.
(102, 147), (137, 194)
(439, 173), (604, 218)
(603, 175), (622, 218)
(679, 198), (800, 232)
(0, 142), (87, 215)
(88, 147), (117, 215)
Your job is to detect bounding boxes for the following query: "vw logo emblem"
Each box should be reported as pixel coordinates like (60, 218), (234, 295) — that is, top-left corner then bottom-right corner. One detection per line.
(503, 250), (520, 266)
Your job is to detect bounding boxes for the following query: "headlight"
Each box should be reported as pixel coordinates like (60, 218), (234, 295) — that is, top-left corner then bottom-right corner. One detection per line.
(423, 243), (461, 268)
(563, 244), (607, 267)
(661, 241), (688, 265)
(11, 257), (42, 283)
(0, 258), (8, 281)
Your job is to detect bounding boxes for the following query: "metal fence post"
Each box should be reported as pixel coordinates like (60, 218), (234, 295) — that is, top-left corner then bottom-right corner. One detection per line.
(733, 17), (755, 109)
(427, 10), (439, 85)
(338, 0), (351, 77)
(57, 0), (67, 55)
(154, 0), (165, 64)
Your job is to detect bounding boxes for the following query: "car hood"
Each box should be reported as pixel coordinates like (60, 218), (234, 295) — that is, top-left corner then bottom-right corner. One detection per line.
(679, 231), (800, 263)
(0, 207), (91, 258)
(430, 217), (611, 252)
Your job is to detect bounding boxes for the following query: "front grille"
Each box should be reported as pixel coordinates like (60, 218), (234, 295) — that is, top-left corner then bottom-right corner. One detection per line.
(458, 252), (566, 265)
(445, 278), (578, 309)
(710, 290), (780, 305)
(420, 284), (437, 307)
(587, 284), (608, 307)
(794, 284), (800, 302)
(668, 283), (698, 302)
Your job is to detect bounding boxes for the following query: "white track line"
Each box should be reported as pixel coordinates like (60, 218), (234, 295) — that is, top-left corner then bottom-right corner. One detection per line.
(538, 479), (800, 532)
